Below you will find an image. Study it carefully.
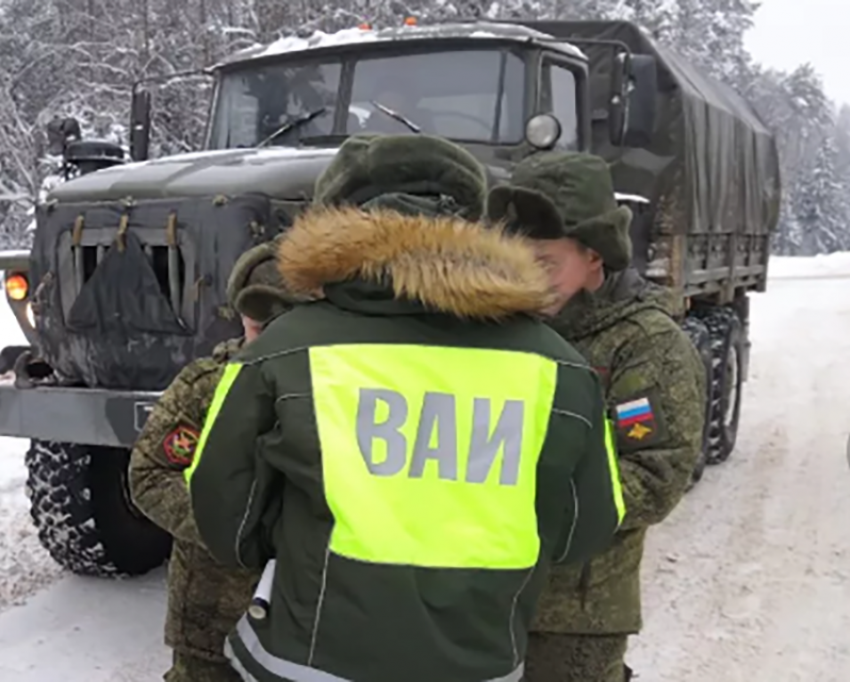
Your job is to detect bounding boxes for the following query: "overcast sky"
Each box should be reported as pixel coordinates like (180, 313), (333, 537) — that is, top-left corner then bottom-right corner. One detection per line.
(746, 0), (849, 107)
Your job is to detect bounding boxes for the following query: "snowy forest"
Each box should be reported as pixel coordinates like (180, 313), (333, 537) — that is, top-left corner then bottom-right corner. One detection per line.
(0, 0), (845, 255)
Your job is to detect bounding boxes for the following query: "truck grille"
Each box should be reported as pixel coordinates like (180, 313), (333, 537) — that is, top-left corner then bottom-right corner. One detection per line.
(58, 214), (195, 328)
(72, 243), (186, 314)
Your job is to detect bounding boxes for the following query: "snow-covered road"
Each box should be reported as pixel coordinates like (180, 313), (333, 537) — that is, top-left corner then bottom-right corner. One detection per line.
(630, 254), (850, 681)
(1, 254), (849, 681)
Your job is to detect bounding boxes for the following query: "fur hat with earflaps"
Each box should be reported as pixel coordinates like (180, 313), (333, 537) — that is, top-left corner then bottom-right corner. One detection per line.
(487, 152), (634, 271)
(227, 239), (306, 325)
(313, 133), (488, 220)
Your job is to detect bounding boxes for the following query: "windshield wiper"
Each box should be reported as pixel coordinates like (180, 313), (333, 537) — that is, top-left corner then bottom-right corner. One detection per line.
(257, 107), (327, 148)
(370, 100), (421, 133)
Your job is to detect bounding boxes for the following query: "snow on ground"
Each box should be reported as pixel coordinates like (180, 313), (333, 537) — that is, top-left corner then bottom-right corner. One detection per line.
(768, 251), (850, 279)
(630, 255), (850, 681)
(0, 299), (63, 614)
(0, 254), (848, 680)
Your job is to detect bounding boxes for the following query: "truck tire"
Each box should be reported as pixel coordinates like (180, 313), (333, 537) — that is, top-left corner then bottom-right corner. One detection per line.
(25, 440), (171, 578)
(699, 308), (744, 465)
(681, 316), (712, 488)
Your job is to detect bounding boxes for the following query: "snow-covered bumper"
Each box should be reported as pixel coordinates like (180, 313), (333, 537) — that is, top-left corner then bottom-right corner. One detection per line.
(0, 383), (161, 448)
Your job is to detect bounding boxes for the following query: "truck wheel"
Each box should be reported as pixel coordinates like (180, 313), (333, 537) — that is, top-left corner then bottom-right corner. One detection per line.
(700, 308), (744, 465)
(25, 440), (171, 578)
(681, 316), (712, 489)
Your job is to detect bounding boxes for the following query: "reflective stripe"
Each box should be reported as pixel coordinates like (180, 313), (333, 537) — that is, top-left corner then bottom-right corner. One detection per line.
(604, 417), (626, 525)
(232, 616), (525, 682)
(309, 344), (557, 570)
(184, 362), (244, 487)
(224, 636), (259, 682)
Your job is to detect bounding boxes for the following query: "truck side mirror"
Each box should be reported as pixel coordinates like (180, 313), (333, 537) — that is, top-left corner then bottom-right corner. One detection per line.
(130, 86), (152, 162)
(608, 51), (629, 146)
(622, 55), (658, 148)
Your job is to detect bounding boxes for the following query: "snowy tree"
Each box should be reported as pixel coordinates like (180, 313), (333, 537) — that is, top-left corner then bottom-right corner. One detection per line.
(0, 0), (845, 254)
(791, 136), (847, 256)
(616, 0), (672, 39)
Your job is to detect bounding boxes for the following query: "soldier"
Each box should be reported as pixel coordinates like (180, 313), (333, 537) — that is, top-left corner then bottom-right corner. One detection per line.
(487, 151), (706, 682)
(128, 240), (296, 682)
(185, 134), (625, 682)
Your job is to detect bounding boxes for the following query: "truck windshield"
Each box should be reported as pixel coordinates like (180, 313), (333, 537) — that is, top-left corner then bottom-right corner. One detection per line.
(209, 58), (343, 149)
(207, 47), (528, 149)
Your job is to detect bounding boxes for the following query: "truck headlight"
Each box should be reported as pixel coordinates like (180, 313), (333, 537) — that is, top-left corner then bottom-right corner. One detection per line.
(525, 114), (562, 150)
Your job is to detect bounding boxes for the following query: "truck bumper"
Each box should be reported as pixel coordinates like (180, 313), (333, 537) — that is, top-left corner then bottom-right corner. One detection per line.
(0, 383), (162, 449)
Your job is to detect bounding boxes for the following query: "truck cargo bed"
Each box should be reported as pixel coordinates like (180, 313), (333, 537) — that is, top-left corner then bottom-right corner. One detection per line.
(517, 20), (782, 301)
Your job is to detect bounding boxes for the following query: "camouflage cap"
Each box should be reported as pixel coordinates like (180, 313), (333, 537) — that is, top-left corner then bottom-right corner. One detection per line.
(227, 240), (298, 325)
(487, 152), (633, 271)
(313, 133), (488, 220)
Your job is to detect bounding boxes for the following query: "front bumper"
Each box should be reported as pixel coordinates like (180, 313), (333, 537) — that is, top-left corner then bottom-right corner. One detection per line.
(0, 383), (162, 449)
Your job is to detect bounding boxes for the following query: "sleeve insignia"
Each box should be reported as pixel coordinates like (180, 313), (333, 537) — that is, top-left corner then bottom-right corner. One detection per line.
(613, 388), (668, 452)
(162, 424), (201, 466)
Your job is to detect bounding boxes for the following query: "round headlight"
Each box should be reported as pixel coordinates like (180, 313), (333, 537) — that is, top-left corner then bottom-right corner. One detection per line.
(525, 114), (562, 150)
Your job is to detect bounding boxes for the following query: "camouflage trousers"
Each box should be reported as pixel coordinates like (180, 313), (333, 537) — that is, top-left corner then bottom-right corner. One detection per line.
(524, 633), (629, 682)
(164, 650), (243, 682)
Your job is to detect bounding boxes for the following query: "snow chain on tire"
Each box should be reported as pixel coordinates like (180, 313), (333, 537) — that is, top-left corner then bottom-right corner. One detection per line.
(25, 440), (171, 578)
(681, 316), (712, 488)
(696, 307), (744, 465)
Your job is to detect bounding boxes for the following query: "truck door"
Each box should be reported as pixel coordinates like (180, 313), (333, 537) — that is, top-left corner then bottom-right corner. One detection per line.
(537, 56), (582, 151)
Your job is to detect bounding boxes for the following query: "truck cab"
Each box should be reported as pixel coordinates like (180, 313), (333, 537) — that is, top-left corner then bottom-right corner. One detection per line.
(0, 19), (774, 579)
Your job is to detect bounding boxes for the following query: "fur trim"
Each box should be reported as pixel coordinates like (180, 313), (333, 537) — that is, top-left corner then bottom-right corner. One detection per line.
(277, 207), (554, 320)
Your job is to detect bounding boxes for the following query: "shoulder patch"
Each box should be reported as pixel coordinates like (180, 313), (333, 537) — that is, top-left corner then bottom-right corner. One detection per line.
(612, 386), (669, 452)
(162, 424), (201, 466)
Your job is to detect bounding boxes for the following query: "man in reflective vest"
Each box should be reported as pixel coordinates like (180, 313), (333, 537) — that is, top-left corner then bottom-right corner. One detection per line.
(487, 151), (706, 682)
(187, 133), (625, 682)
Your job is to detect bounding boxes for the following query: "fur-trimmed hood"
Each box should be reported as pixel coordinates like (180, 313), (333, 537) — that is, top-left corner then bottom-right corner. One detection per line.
(276, 207), (554, 320)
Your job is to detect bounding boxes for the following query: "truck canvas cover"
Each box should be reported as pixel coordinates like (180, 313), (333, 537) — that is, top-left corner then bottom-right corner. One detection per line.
(526, 20), (781, 239)
(28, 195), (274, 390)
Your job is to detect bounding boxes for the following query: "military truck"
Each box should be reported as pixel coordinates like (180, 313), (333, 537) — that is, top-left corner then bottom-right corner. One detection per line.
(0, 19), (780, 578)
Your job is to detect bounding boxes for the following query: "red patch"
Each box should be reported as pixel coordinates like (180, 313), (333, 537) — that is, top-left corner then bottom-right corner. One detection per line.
(162, 424), (200, 466)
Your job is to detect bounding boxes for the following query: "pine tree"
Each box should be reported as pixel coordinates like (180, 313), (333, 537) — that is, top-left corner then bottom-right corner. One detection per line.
(794, 135), (846, 256)
(0, 0), (847, 254)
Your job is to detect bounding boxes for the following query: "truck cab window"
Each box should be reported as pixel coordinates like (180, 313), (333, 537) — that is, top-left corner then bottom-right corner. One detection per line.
(209, 60), (342, 149)
(540, 61), (579, 150)
(348, 49), (526, 143)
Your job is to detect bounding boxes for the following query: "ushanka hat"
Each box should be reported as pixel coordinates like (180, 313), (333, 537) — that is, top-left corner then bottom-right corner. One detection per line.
(487, 151), (633, 270)
(313, 133), (488, 220)
(227, 240), (301, 324)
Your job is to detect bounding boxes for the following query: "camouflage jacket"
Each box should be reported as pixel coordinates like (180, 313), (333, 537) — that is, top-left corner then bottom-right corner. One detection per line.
(533, 268), (706, 635)
(128, 338), (261, 661)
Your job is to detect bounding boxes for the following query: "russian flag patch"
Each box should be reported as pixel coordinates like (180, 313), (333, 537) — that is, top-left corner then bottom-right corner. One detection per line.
(615, 397), (654, 426)
(614, 393), (664, 448)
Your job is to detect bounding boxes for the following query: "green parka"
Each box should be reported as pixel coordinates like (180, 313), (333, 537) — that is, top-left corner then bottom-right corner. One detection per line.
(187, 206), (625, 682)
(532, 268), (706, 635)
